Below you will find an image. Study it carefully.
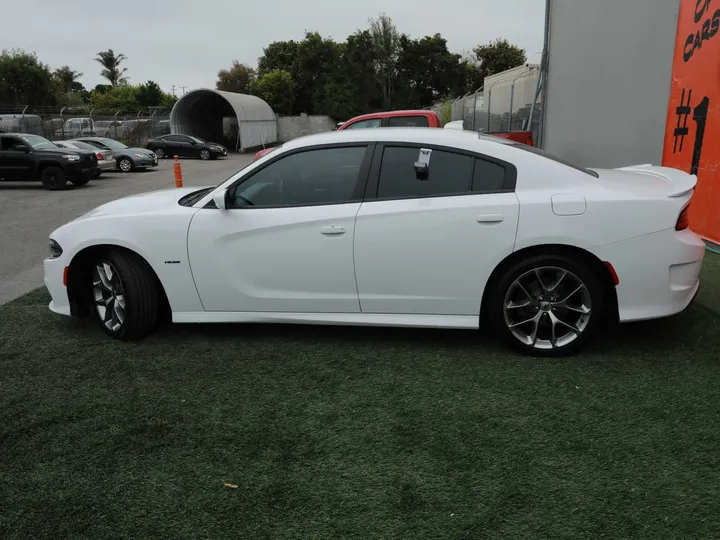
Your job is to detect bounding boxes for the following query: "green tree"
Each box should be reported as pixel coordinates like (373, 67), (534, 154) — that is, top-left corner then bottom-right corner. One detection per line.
(253, 69), (294, 114)
(257, 41), (299, 77)
(135, 80), (164, 107)
(369, 13), (401, 109)
(95, 49), (128, 87)
(216, 61), (256, 94)
(53, 65), (84, 94)
(472, 38), (527, 82)
(0, 49), (56, 106)
(89, 85), (138, 112)
(339, 30), (382, 116)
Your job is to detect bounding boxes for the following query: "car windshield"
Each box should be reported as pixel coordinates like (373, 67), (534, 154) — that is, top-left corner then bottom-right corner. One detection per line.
(20, 135), (57, 151)
(97, 139), (128, 150)
(189, 136), (206, 144)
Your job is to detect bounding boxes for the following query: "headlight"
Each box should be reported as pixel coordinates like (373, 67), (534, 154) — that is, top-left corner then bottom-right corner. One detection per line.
(63, 154), (80, 161)
(49, 239), (63, 258)
(133, 153), (145, 158)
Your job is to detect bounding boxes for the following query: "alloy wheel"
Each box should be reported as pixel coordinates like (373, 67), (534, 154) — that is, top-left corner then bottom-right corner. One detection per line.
(119, 159), (132, 172)
(93, 262), (125, 332)
(502, 266), (592, 350)
(156, 148), (165, 159)
(200, 149), (210, 160)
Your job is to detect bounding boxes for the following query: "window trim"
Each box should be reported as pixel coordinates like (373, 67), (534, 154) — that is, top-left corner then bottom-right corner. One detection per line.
(223, 142), (377, 210)
(363, 142), (517, 202)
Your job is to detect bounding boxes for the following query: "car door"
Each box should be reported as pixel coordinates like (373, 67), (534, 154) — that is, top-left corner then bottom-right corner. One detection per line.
(353, 144), (520, 317)
(0, 136), (33, 181)
(174, 135), (197, 157)
(187, 144), (373, 313)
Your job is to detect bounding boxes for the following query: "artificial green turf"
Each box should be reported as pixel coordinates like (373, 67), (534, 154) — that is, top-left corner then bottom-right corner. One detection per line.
(1, 253), (719, 539)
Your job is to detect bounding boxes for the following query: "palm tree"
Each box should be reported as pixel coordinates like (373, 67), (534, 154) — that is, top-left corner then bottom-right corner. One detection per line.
(53, 66), (83, 93)
(95, 49), (128, 87)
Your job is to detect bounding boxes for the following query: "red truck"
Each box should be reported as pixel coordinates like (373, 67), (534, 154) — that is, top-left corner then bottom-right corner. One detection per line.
(254, 109), (532, 160)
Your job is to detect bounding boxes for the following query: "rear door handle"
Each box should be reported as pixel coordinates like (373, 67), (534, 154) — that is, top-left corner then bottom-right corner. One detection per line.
(321, 225), (346, 235)
(476, 214), (505, 223)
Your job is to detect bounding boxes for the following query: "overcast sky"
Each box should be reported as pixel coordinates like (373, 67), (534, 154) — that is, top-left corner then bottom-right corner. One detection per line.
(9, 0), (545, 96)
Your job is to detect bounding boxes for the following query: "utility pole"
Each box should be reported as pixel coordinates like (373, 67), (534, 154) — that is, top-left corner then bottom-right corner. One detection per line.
(170, 85), (177, 96)
(179, 86), (187, 95)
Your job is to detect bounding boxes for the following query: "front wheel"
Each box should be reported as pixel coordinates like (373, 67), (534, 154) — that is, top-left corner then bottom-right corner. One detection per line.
(90, 250), (160, 340)
(199, 149), (211, 160)
(40, 166), (67, 190)
(488, 254), (605, 357)
(118, 157), (133, 172)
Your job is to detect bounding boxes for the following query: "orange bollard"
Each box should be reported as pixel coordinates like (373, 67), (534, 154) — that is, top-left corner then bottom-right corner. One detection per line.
(173, 155), (183, 188)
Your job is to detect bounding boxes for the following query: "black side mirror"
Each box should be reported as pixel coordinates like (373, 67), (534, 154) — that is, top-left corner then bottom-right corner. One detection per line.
(414, 148), (432, 181)
(14, 144), (28, 152)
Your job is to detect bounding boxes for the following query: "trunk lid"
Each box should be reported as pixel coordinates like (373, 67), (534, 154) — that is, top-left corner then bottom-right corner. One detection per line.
(595, 164), (697, 199)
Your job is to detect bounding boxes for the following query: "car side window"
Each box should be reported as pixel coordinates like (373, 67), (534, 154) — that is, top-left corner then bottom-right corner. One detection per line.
(0, 137), (24, 151)
(376, 146), (473, 199)
(387, 116), (429, 128)
(344, 119), (382, 129)
(230, 146), (367, 208)
(177, 135), (193, 143)
(472, 158), (507, 193)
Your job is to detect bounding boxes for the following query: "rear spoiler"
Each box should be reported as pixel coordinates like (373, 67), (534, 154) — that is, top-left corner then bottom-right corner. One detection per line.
(616, 164), (697, 198)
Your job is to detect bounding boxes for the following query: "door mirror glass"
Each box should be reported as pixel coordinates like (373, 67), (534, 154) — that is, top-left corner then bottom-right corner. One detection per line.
(14, 144), (28, 152)
(213, 189), (227, 210)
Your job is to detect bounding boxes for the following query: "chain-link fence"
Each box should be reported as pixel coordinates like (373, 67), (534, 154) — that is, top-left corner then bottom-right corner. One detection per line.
(0, 106), (172, 147)
(433, 65), (543, 144)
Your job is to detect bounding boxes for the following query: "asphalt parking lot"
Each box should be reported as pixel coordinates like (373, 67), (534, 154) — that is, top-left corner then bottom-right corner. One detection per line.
(0, 153), (254, 305)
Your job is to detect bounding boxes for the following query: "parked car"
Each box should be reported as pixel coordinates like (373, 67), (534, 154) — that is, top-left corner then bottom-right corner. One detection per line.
(75, 137), (157, 172)
(55, 118), (96, 138)
(146, 134), (227, 160)
(0, 114), (44, 135)
(0, 133), (98, 189)
(54, 140), (115, 173)
(45, 128), (704, 356)
(93, 120), (125, 139)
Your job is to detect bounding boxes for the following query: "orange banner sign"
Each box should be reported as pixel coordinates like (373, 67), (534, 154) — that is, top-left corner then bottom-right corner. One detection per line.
(663, 0), (720, 243)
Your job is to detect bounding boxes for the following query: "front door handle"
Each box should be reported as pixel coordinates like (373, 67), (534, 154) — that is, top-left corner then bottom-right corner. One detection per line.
(321, 225), (346, 235)
(476, 214), (505, 224)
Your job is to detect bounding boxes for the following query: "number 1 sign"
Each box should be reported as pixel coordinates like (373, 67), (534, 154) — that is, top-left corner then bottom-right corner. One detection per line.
(663, 0), (720, 244)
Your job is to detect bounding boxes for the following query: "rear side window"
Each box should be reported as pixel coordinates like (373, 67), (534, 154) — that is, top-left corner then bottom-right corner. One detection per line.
(472, 158), (507, 193)
(377, 146), (473, 199)
(388, 116), (429, 128)
(511, 143), (599, 178)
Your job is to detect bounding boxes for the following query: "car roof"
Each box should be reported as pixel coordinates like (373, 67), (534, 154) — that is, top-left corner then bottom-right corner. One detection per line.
(280, 127), (513, 154)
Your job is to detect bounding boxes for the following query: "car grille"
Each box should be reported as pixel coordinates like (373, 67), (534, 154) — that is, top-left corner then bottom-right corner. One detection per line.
(86, 154), (97, 163)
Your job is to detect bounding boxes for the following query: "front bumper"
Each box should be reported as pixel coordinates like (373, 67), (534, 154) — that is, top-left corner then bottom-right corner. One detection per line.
(44, 256), (71, 316)
(211, 148), (227, 157)
(135, 155), (159, 168)
(593, 228), (706, 322)
(66, 163), (100, 181)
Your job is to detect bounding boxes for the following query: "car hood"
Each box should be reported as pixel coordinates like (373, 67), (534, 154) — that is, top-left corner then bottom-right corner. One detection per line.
(120, 147), (154, 155)
(77, 187), (212, 219)
(36, 147), (86, 156)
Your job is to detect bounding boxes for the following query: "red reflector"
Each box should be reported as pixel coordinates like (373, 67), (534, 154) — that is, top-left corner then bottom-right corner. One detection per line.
(676, 206), (690, 231)
(604, 262), (619, 286)
(96, 152), (104, 160)
(63, 266), (69, 286)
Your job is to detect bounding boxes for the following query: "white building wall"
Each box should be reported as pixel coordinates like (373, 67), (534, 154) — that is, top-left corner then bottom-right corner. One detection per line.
(542, 0), (681, 168)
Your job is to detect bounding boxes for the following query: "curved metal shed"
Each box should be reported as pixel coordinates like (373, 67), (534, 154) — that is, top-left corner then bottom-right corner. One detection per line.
(170, 89), (277, 151)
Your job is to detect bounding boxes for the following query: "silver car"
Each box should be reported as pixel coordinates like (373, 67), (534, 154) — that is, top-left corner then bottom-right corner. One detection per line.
(75, 137), (158, 172)
(54, 140), (116, 172)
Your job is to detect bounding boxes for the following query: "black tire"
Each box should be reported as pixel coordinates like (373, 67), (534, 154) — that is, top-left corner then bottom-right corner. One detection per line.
(199, 149), (211, 160)
(487, 254), (605, 357)
(155, 148), (165, 159)
(118, 157), (133, 172)
(70, 175), (90, 186)
(90, 250), (160, 340)
(40, 166), (68, 190)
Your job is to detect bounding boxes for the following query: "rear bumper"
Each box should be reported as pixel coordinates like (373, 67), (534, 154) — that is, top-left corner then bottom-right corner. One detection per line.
(97, 160), (116, 171)
(592, 228), (705, 322)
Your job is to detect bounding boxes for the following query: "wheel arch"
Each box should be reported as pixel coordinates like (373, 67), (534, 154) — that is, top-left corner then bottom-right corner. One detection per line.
(66, 244), (170, 319)
(480, 243), (619, 327)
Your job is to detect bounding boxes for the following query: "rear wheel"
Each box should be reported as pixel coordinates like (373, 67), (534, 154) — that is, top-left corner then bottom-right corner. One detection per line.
(90, 250), (160, 340)
(40, 167), (67, 190)
(488, 254), (604, 357)
(155, 148), (165, 159)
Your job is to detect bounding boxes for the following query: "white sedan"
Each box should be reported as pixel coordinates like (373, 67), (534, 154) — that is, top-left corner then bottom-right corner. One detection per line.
(44, 129), (705, 356)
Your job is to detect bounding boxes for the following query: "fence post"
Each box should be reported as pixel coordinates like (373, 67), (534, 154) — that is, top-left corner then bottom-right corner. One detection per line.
(60, 107), (65, 139)
(89, 108), (94, 136)
(114, 110), (120, 139)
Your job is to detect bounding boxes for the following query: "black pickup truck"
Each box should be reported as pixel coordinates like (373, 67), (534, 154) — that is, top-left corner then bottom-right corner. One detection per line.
(0, 133), (100, 190)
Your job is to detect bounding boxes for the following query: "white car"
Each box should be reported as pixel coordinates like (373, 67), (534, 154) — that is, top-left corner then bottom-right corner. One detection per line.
(44, 129), (705, 356)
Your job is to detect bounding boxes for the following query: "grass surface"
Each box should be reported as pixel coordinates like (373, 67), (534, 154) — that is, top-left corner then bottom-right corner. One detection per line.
(1, 253), (720, 539)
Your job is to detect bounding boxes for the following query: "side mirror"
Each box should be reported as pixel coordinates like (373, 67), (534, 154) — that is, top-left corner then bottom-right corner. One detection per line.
(213, 189), (228, 210)
(14, 144), (28, 152)
(414, 148), (432, 181)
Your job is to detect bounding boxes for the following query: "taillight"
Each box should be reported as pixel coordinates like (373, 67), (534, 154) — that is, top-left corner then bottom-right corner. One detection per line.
(676, 206), (690, 231)
(96, 152), (104, 160)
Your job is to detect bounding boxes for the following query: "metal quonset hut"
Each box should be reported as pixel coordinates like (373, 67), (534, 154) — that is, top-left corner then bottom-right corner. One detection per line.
(169, 89), (277, 151)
